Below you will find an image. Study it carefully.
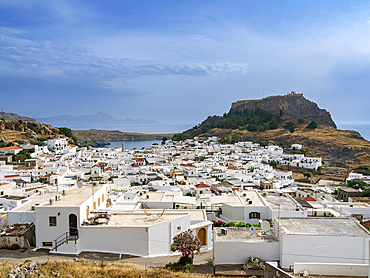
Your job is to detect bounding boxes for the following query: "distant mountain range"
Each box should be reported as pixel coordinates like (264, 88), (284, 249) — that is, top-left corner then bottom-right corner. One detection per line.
(36, 112), (160, 127)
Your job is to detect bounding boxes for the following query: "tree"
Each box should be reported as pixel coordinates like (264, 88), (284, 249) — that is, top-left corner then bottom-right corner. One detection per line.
(269, 120), (279, 130)
(362, 188), (370, 197)
(303, 172), (312, 179)
(347, 179), (367, 190)
(162, 137), (167, 145)
(59, 127), (78, 145)
(201, 125), (209, 133)
(170, 230), (201, 264)
(247, 124), (258, 132)
(284, 121), (296, 133)
(307, 121), (318, 129)
(298, 117), (305, 124)
(270, 160), (278, 167)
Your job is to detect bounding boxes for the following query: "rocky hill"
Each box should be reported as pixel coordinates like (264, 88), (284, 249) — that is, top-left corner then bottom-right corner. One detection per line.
(0, 112), (36, 122)
(0, 119), (68, 145)
(187, 93), (336, 136)
(231, 92), (336, 128)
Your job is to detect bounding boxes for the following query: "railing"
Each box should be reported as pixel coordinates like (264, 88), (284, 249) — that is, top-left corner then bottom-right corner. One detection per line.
(52, 228), (79, 252)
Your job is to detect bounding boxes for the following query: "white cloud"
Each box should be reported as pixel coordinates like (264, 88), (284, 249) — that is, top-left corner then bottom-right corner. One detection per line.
(0, 26), (248, 89)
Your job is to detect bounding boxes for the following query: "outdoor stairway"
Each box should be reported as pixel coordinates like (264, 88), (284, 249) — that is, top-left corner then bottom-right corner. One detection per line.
(51, 230), (79, 252)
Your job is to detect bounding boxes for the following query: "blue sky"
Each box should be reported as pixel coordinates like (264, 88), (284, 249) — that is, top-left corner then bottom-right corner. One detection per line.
(1, 0), (370, 129)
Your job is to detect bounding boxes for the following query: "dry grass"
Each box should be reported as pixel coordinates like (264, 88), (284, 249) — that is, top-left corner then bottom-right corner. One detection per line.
(0, 260), (213, 278)
(211, 125), (370, 170)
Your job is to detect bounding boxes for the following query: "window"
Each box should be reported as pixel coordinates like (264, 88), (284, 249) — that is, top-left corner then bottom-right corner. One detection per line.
(98, 197), (100, 206)
(86, 207), (90, 219)
(177, 226), (182, 231)
(49, 216), (57, 226)
(43, 242), (53, 247)
(94, 202), (96, 209)
(102, 194), (104, 202)
(249, 212), (260, 219)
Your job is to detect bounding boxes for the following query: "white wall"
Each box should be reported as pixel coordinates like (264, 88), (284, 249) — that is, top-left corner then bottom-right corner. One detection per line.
(79, 226), (149, 256)
(280, 234), (369, 269)
(148, 214), (190, 256)
(294, 263), (368, 276)
(35, 206), (79, 248)
(214, 238), (279, 264)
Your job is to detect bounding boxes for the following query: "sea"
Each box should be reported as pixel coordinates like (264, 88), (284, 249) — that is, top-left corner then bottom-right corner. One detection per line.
(108, 139), (162, 150)
(336, 123), (370, 141)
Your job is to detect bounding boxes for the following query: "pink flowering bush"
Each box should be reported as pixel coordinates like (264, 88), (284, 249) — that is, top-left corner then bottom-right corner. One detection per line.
(170, 229), (202, 264)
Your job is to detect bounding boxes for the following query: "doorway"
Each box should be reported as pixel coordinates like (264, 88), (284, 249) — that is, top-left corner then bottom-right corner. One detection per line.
(69, 214), (78, 236)
(198, 228), (206, 246)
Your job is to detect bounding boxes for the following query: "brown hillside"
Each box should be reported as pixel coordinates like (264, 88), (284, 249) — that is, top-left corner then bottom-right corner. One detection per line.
(207, 124), (370, 174)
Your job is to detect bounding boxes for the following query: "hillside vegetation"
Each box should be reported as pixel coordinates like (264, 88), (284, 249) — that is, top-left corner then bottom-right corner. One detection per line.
(172, 93), (370, 174)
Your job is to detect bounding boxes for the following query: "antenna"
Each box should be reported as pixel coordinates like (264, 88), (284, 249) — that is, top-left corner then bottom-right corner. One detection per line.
(249, 226), (256, 235)
(77, 181), (83, 188)
(261, 220), (270, 233)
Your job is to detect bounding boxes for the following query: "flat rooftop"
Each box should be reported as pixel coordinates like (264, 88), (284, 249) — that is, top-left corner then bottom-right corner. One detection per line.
(279, 217), (370, 237)
(265, 195), (301, 211)
(214, 227), (278, 243)
(45, 184), (103, 207)
(107, 211), (188, 227)
(224, 190), (265, 207)
(12, 191), (57, 212)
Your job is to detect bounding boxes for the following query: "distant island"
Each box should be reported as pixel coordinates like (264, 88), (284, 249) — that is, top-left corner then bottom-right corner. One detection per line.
(35, 112), (160, 127)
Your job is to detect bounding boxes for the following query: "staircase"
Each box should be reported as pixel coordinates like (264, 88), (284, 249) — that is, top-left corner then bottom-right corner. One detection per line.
(51, 230), (79, 252)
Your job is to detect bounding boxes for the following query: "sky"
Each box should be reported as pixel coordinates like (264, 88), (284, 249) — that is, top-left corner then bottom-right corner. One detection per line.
(1, 0), (370, 130)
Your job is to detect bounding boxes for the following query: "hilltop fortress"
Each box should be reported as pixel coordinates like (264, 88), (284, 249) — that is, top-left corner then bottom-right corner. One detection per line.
(230, 92), (336, 128)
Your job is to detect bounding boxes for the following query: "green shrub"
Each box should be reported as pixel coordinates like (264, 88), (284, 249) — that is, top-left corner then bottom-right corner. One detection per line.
(179, 256), (192, 265)
(307, 121), (318, 129)
(184, 263), (191, 273)
(236, 221), (247, 227)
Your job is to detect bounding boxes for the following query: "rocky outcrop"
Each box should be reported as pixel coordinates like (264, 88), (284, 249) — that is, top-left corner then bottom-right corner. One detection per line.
(231, 92), (336, 128)
(0, 120), (63, 145)
(0, 112), (36, 122)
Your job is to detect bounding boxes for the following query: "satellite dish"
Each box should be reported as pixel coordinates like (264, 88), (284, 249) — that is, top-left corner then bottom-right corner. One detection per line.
(261, 220), (270, 232)
(249, 226), (256, 235)
(77, 181), (83, 188)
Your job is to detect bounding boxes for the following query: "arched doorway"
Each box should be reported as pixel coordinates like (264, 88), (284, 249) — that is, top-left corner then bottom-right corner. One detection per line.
(198, 228), (206, 246)
(69, 214), (78, 236)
